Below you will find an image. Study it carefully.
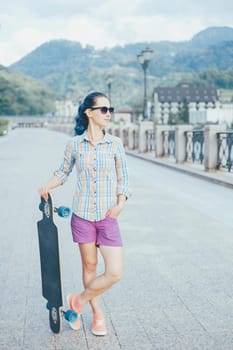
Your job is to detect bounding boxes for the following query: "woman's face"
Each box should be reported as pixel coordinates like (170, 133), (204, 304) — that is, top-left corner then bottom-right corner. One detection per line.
(88, 96), (113, 128)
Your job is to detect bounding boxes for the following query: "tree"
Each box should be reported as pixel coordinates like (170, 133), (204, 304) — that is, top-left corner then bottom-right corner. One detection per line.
(179, 98), (189, 124)
(168, 112), (178, 125)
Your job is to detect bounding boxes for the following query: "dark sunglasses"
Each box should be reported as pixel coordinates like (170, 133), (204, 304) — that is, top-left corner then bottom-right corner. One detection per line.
(91, 106), (114, 114)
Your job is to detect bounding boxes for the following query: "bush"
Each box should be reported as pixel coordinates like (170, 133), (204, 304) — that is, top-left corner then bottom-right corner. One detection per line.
(0, 118), (9, 136)
(0, 119), (8, 126)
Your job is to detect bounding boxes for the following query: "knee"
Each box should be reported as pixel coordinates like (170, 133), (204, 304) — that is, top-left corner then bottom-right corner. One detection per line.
(83, 260), (97, 274)
(106, 270), (123, 285)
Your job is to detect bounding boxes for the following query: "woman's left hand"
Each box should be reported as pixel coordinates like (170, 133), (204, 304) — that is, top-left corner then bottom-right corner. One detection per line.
(106, 204), (123, 219)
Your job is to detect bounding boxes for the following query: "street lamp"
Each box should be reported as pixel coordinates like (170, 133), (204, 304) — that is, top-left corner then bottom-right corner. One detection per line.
(107, 81), (112, 103)
(137, 47), (154, 120)
(106, 75), (112, 103)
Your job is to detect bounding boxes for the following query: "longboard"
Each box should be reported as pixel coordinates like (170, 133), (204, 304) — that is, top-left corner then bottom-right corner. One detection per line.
(37, 194), (78, 333)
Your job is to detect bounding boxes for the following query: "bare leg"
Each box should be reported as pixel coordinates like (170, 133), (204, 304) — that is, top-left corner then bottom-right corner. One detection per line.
(79, 243), (102, 314)
(78, 245), (124, 306)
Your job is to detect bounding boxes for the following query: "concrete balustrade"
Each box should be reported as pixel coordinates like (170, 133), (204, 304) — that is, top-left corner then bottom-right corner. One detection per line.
(175, 125), (193, 163)
(128, 125), (138, 150)
(204, 124), (226, 171)
(48, 123), (74, 135)
(4, 114), (229, 172)
(46, 119), (229, 172)
(138, 121), (153, 153)
(154, 125), (171, 157)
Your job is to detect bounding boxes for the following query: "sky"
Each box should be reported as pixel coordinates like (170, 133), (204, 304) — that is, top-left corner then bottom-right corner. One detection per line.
(0, 0), (232, 66)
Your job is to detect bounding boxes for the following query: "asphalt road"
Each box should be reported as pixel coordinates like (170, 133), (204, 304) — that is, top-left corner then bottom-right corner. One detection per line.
(1, 128), (233, 350)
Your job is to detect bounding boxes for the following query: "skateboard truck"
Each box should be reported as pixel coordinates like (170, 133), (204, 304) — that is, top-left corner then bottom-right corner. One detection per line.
(39, 202), (71, 218)
(46, 302), (78, 322)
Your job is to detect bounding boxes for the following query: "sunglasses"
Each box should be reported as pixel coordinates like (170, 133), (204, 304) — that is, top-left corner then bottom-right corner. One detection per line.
(91, 106), (114, 114)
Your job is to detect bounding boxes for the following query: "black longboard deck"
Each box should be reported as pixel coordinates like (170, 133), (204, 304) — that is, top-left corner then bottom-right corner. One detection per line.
(37, 221), (63, 306)
(37, 194), (63, 333)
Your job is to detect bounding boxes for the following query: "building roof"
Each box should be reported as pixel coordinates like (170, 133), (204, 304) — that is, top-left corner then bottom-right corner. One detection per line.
(153, 86), (219, 103)
(116, 108), (133, 113)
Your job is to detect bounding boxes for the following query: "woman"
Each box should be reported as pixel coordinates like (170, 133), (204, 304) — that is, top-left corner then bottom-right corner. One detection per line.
(38, 91), (129, 336)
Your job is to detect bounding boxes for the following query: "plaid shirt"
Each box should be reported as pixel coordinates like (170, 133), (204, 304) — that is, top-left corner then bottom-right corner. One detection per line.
(54, 132), (129, 222)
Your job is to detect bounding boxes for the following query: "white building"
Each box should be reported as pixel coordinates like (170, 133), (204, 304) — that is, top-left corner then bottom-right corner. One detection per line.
(114, 108), (132, 124)
(190, 103), (233, 125)
(153, 86), (220, 124)
(55, 99), (77, 117)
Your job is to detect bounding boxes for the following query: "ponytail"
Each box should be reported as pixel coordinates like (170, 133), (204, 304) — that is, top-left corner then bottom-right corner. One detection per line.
(74, 91), (108, 136)
(74, 103), (88, 135)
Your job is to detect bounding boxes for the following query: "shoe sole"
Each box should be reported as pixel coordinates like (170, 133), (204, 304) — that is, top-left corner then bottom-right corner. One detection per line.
(92, 329), (107, 336)
(66, 294), (81, 330)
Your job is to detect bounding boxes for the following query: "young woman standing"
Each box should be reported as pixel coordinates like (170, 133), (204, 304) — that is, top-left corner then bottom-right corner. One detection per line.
(38, 91), (129, 336)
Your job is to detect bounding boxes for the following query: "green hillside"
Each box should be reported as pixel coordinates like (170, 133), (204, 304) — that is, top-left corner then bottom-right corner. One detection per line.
(7, 26), (233, 109)
(0, 65), (58, 115)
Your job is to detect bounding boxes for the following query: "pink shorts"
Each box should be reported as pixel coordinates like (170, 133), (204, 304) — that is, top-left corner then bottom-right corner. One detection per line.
(71, 214), (122, 247)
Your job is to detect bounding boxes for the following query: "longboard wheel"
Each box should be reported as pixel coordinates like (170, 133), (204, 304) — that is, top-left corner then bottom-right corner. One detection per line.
(46, 302), (51, 310)
(64, 309), (78, 323)
(56, 206), (71, 218)
(39, 202), (43, 212)
(49, 306), (62, 334)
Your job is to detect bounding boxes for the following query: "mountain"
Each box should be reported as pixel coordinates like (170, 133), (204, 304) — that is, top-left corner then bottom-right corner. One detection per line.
(170, 40), (233, 73)
(9, 26), (233, 109)
(0, 65), (58, 115)
(10, 39), (149, 107)
(190, 26), (233, 49)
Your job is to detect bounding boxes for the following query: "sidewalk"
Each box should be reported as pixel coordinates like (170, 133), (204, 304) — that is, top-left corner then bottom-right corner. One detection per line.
(1, 129), (233, 350)
(126, 149), (233, 189)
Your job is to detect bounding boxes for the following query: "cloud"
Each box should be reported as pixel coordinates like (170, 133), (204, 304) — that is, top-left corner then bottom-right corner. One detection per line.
(1, 0), (100, 18)
(63, 16), (119, 48)
(3, 0), (233, 19)
(113, 15), (204, 43)
(0, 0), (232, 65)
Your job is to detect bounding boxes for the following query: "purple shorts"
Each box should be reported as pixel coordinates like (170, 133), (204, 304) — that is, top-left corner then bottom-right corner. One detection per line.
(71, 214), (122, 247)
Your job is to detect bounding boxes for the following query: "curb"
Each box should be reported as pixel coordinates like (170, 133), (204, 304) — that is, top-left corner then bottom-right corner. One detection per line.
(126, 150), (233, 190)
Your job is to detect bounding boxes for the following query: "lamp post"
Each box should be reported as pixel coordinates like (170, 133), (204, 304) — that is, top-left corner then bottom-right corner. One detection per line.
(107, 81), (111, 103)
(137, 47), (154, 120)
(106, 75), (112, 103)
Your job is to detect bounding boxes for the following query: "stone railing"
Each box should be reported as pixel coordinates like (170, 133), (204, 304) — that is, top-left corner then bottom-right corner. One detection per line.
(8, 113), (227, 173)
(216, 131), (233, 172)
(162, 129), (175, 159)
(47, 120), (229, 172)
(185, 129), (205, 164)
(48, 123), (74, 135)
(105, 122), (227, 172)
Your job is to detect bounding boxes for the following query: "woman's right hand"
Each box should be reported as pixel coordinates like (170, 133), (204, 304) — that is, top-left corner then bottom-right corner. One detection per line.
(38, 187), (50, 201)
(38, 175), (62, 201)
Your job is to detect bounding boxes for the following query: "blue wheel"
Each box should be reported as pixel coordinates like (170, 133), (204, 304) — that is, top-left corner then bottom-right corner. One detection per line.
(65, 310), (78, 322)
(46, 302), (51, 310)
(39, 202), (43, 212)
(57, 206), (71, 218)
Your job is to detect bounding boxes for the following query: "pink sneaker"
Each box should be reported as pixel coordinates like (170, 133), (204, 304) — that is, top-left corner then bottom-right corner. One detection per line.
(92, 313), (107, 336)
(67, 294), (82, 330)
